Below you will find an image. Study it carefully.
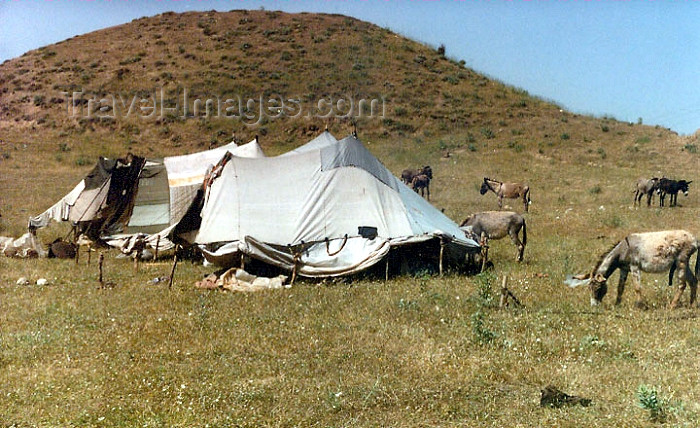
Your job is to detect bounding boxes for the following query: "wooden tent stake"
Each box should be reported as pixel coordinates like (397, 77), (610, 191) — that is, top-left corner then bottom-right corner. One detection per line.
(87, 244), (92, 265)
(499, 276), (523, 308)
(98, 253), (104, 287)
(168, 245), (180, 289)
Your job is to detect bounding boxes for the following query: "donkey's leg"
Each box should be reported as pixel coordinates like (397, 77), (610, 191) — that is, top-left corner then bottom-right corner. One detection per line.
(630, 266), (647, 309)
(615, 269), (629, 305)
(523, 195), (528, 212)
(497, 195), (503, 210)
(509, 229), (524, 262)
(670, 261), (688, 309)
(687, 264), (698, 306)
(668, 262), (676, 286)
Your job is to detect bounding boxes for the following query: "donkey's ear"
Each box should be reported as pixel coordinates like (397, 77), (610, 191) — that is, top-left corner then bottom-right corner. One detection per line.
(594, 273), (606, 283)
(687, 181), (692, 184)
(565, 275), (590, 288)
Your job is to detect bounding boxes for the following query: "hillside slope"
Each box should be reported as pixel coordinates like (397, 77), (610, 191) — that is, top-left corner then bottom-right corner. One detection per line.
(0, 10), (697, 234)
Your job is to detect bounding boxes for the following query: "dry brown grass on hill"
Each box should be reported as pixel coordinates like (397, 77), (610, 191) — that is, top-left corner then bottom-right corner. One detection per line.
(0, 10), (693, 235)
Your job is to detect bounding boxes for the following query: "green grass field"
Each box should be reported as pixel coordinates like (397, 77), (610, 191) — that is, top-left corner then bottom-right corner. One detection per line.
(2, 137), (698, 426)
(1, 9), (699, 427)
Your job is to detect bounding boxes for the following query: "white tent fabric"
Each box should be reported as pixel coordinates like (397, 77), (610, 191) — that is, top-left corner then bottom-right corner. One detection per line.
(106, 138), (266, 251)
(29, 138), (266, 254)
(163, 138), (264, 227)
(196, 134), (479, 276)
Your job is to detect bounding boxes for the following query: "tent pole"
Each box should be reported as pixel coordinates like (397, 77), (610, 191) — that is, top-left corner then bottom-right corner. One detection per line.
(290, 252), (300, 286)
(75, 244), (80, 265)
(154, 235), (160, 261)
(480, 232), (489, 273)
(385, 257), (389, 281)
(439, 238), (445, 276)
(87, 244), (91, 265)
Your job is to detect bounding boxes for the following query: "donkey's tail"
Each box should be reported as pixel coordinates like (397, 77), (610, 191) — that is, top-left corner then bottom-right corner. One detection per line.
(695, 240), (699, 280)
(527, 187), (532, 205)
(521, 218), (527, 247)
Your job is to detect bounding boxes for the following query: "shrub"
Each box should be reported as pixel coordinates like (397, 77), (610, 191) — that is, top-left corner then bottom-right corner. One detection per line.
(560, 133), (570, 140)
(481, 127), (495, 139)
(683, 143), (697, 153)
(75, 156), (89, 166)
(437, 44), (445, 57)
(637, 385), (668, 423)
(507, 141), (524, 152)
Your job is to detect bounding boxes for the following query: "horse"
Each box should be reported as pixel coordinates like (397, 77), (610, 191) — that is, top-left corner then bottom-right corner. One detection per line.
(480, 177), (531, 212)
(633, 177), (660, 207)
(565, 230), (699, 309)
(658, 178), (692, 207)
(460, 211), (527, 261)
(401, 165), (432, 185)
(411, 174), (431, 200)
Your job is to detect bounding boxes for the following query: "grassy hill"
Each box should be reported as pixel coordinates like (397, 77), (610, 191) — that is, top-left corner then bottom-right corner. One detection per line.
(1, 10), (699, 427)
(1, 9), (697, 234)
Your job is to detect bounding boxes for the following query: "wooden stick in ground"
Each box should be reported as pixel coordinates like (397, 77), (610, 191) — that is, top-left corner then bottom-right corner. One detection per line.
(499, 276), (508, 308)
(499, 275), (523, 308)
(98, 253), (104, 287)
(87, 244), (92, 265)
(75, 244), (80, 264)
(168, 245), (180, 289)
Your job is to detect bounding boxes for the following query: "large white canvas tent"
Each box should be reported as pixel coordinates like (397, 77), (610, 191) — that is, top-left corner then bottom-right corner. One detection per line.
(196, 132), (479, 277)
(29, 138), (265, 250)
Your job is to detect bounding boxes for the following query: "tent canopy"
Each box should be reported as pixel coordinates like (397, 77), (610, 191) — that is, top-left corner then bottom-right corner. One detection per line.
(196, 132), (479, 276)
(29, 138), (265, 250)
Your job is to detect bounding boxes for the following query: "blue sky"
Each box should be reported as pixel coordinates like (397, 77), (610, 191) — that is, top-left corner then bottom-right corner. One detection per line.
(1, 0), (699, 135)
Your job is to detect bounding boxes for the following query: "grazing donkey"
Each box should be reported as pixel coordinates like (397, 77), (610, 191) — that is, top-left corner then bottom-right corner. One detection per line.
(658, 178), (692, 207)
(460, 211), (527, 262)
(633, 177), (660, 207)
(411, 174), (431, 200)
(480, 177), (531, 212)
(401, 165), (432, 185)
(565, 230), (699, 309)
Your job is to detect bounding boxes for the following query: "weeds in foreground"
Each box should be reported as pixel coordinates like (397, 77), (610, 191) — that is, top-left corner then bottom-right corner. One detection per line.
(637, 385), (669, 423)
